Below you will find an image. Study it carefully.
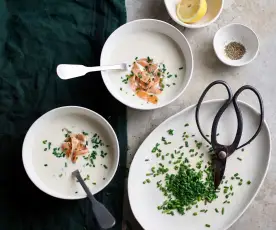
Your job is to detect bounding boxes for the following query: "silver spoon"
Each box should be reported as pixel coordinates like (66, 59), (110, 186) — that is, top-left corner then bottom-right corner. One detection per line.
(57, 63), (129, 80)
(72, 170), (116, 229)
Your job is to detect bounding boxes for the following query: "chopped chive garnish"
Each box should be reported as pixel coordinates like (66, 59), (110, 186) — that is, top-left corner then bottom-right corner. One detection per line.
(237, 157), (242, 161)
(44, 164), (48, 167)
(184, 123), (189, 127)
(193, 212), (197, 216)
(167, 129), (174, 135)
(179, 67), (183, 70)
(82, 131), (89, 136)
(215, 208), (219, 213)
(48, 142), (52, 150)
(44, 148), (47, 151)
(222, 207), (225, 215)
(65, 162), (67, 167)
(103, 165), (108, 169)
(42, 140), (47, 144)
(59, 174), (63, 178)
(234, 173), (239, 177)
(205, 224), (211, 228)
(247, 180), (251, 185)
(92, 182), (96, 185)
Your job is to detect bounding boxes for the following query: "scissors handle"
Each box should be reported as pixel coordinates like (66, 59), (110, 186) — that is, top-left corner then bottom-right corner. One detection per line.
(232, 85), (264, 150)
(195, 80), (233, 146)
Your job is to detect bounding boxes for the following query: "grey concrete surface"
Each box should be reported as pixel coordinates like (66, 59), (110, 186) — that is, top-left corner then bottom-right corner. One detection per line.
(123, 0), (276, 229)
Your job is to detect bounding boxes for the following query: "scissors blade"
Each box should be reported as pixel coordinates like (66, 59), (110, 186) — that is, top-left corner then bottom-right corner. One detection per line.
(213, 158), (227, 189)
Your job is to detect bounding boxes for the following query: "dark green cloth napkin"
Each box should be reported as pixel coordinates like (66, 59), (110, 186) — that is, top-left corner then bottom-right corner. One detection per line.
(0, 0), (127, 229)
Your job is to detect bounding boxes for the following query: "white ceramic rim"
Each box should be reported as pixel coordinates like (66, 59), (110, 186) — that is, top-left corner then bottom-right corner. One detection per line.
(213, 23), (260, 67)
(22, 106), (120, 200)
(164, 0), (224, 29)
(128, 99), (271, 230)
(100, 19), (194, 110)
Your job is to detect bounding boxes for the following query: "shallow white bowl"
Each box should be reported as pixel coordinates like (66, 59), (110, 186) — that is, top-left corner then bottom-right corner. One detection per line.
(22, 106), (119, 199)
(164, 0), (224, 29)
(213, 24), (259, 67)
(100, 19), (193, 110)
(128, 100), (270, 230)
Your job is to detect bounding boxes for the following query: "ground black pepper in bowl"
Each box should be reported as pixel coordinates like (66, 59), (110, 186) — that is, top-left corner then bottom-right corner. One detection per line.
(224, 42), (246, 60)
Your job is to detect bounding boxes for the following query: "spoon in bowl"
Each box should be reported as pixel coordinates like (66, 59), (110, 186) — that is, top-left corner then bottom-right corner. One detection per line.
(72, 170), (116, 229)
(57, 63), (129, 80)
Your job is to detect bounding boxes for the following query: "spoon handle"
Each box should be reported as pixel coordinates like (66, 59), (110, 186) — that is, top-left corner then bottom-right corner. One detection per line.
(57, 64), (125, 80)
(73, 171), (116, 229)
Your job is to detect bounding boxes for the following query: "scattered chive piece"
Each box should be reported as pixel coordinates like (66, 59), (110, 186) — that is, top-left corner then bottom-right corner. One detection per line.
(193, 212), (197, 216)
(103, 165), (108, 169)
(237, 157), (242, 161)
(205, 224), (211, 228)
(184, 123), (189, 127)
(167, 129), (174, 135)
(44, 148), (47, 151)
(185, 141), (189, 147)
(120, 87), (122, 91)
(75, 191), (78, 194)
(42, 140), (47, 144)
(145, 159), (149, 161)
(234, 173), (239, 177)
(247, 180), (251, 185)
(215, 208), (219, 213)
(48, 142), (52, 150)
(179, 67), (184, 70)
(44, 164), (48, 167)
(242, 148), (245, 152)
(65, 162), (67, 167)
(92, 182), (96, 185)
(59, 174), (63, 178)
(222, 207), (225, 215)
(82, 131), (89, 136)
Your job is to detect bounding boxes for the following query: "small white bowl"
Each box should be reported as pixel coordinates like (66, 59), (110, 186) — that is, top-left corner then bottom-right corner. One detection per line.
(164, 0), (224, 29)
(213, 23), (259, 67)
(22, 106), (119, 199)
(101, 19), (193, 110)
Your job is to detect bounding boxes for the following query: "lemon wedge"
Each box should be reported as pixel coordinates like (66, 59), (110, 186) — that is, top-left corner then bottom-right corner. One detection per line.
(176, 0), (207, 24)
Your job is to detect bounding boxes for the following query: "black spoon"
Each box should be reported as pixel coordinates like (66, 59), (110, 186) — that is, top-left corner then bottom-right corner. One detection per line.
(72, 170), (116, 229)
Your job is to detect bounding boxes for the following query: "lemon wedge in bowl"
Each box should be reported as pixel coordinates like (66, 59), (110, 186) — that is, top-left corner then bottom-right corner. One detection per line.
(176, 0), (207, 24)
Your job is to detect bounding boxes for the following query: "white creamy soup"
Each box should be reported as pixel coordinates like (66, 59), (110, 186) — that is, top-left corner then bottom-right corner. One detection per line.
(32, 113), (114, 196)
(106, 31), (186, 107)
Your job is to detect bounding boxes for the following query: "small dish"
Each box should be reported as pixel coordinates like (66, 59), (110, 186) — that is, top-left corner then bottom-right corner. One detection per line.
(22, 106), (119, 199)
(213, 24), (259, 67)
(164, 0), (224, 29)
(100, 19), (193, 110)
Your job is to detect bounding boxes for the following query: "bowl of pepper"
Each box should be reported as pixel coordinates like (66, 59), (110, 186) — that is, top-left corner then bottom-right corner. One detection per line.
(213, 23), (259, 67)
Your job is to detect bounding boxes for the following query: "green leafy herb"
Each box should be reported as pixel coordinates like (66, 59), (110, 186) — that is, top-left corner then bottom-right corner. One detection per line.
(167, 129), (174, 135)
(48, 142), (52, 150)
(42, 140), (47, 144)
(205, 224), (211, 228)
(82, 131), (89, 136)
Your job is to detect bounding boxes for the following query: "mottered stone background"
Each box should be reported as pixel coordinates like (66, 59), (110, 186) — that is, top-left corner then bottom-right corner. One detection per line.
(123, 0), (276, 229)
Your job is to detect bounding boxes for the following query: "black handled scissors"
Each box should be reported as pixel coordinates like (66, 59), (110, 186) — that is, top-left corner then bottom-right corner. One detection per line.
(195, 80), (264, 189)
